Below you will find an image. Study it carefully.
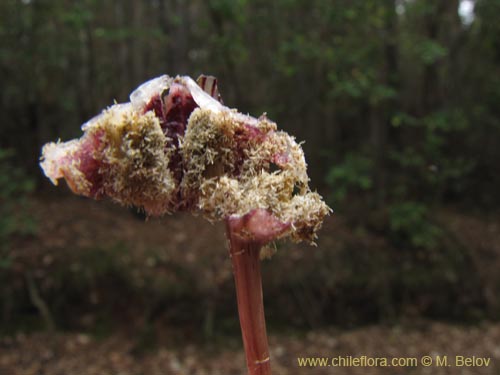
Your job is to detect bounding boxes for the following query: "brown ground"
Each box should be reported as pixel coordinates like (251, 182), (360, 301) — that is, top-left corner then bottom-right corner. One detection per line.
(1, 194), (500, 375)
(1, 323), (499, 374)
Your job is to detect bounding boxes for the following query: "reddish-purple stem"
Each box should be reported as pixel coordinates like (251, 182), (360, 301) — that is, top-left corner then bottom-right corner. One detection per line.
(226, 219), (272, 375)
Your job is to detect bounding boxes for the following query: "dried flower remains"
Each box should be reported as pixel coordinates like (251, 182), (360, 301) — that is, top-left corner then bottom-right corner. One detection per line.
(41, 75), (330, 245)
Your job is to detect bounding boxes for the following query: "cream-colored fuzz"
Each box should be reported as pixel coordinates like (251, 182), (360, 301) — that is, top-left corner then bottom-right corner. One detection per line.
(41, 103), (329, 243)
(186, 109), (329, 243)
(41, 108), (177, 216)
(95, 109), (176, 216)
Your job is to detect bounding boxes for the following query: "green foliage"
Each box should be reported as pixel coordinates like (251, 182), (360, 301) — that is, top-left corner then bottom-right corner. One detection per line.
(0, 148), (35, 268)
(389, 202), (441, 249)
(325, 153), (373, 203)
(390, 108), (475, 201)
(415, 39), (448, 65)
(0, 0), (499, 330)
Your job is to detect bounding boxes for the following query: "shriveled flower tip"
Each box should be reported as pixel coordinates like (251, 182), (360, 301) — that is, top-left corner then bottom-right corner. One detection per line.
(226, 209), (291, 246)
(40, 75), (331, 244)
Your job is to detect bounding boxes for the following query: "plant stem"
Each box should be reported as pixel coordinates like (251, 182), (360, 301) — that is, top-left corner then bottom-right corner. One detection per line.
(226, 220), (271, 375)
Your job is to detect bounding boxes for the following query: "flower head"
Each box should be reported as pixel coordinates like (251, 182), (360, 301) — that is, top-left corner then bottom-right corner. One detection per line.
(41, 75), (330, 244)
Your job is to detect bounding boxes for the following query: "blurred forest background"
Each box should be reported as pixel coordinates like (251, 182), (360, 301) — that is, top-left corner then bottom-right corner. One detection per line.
(1, 0), (500, 374)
